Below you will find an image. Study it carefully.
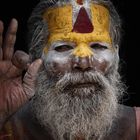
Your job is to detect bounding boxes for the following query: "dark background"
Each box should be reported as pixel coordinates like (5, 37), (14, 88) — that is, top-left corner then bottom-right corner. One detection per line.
(0, 0), (139, 106)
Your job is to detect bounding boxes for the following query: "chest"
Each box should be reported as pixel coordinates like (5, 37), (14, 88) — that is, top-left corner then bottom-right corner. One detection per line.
(0, 106), (137, 140)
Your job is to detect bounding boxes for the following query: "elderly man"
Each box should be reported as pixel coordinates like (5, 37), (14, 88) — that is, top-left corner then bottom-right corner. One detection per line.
(0, 0), (139, 139)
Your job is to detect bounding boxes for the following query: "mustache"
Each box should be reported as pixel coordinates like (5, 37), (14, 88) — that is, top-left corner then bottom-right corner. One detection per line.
(55, 71), (109, 91)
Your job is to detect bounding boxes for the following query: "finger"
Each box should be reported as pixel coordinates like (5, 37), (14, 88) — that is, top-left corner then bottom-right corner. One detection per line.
(0, 61), (22, 78)
(7, 66), (23, 78)
(0, 61), (11, 76)
(3, 19), (18, 60)
(23, 59), (43, 97)
(0, 21), (4, 60)
(12, 50), (29, 70)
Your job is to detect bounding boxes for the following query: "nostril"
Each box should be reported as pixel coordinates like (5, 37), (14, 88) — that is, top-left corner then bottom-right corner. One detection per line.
(74, 66), (83, 71)
(73, 63), (81, 70)
(85, 67), (92, 71)
(72, 56), (93, 71)
(73, 65), (92, 72)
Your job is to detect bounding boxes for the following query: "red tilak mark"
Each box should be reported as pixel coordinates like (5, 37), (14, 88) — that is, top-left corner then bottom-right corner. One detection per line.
(76, 0), (83, 5)
(72, 7), (94, 33)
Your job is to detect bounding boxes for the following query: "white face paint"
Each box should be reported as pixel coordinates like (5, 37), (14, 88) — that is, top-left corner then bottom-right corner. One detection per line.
(42, 41), (74, 75)
(42, 41), (116, 76)
(90, 42), (116, 72)
(33, 41), (121, 140)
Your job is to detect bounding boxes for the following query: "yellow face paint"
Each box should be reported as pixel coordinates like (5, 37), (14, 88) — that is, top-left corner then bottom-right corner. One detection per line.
(43, 5), (73, 34)
(73, 43), (93, 57)
(43, 4), (112, 57)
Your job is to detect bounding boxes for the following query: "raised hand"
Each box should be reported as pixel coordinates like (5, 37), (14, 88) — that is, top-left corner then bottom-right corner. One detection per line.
(0, 19), (42, 129)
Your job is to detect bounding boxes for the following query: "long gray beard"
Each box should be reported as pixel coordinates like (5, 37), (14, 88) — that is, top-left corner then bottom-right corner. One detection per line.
(31, 68), (124, 140)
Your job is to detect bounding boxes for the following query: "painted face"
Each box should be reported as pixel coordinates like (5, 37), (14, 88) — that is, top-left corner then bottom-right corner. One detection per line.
(42, 2), (116, 76)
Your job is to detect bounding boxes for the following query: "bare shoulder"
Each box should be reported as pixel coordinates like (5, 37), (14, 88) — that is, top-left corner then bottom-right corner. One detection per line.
(104, 105), (136, 140)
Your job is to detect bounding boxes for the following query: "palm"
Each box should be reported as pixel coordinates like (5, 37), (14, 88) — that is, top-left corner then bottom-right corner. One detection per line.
(0, 59), (24, 80)
(0, 19), (42, 126)
(0, 59), (25, 114)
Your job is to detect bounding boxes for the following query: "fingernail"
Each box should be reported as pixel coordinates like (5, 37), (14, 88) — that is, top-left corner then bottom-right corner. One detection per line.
(11, 18), (17, 23)
(10, 18), (18, 28)
(37, 59), (43, 64)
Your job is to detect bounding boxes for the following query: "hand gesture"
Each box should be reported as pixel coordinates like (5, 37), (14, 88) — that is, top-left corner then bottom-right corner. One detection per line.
(0, 19), (42, 128)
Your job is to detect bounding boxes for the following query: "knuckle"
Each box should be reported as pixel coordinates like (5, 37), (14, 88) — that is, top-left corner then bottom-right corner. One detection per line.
(7, 40), (15, 47)
(25, 71), (33, 80)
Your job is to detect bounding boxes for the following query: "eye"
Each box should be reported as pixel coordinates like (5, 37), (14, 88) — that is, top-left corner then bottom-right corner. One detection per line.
(90, 43), (108, 50)
(55, 45), (73, 52)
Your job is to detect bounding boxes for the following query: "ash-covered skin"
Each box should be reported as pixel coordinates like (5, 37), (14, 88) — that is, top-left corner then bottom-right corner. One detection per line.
(28, 0), (121, 61)
(28, 0), (123, 140)
(32, 39), (122, 140)
(42, 41), (117, 78)
(32, 48), (123, 140)
(40, 1), (117, 78)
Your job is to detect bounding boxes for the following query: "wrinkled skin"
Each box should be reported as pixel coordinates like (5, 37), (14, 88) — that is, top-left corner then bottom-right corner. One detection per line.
(0, 19), (137, 140)
(0, 19), (42, 129)
(43, 41), (115, 78)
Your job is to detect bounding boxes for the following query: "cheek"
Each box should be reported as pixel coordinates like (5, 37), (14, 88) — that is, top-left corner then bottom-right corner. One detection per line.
(42, 51), (72, 75)
(93, 50), (115, 73)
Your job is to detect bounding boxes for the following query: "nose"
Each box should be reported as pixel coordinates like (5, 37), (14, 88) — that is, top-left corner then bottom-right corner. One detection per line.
(72, 56), (93, 72)
(72, 43), (94, 72)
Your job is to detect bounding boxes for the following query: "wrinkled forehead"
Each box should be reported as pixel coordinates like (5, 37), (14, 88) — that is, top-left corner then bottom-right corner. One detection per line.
(42, 0), (111, 44)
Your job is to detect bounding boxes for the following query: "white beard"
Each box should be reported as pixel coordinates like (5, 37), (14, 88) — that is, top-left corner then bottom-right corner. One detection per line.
(31, 69), (124, 140)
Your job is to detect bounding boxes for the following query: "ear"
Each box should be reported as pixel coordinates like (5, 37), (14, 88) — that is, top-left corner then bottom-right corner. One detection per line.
(114, 44), (120, 60)
(115, 44), (119, 52)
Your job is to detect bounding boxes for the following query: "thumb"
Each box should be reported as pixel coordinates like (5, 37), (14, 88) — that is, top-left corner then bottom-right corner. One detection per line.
(23, 59), (43, 98)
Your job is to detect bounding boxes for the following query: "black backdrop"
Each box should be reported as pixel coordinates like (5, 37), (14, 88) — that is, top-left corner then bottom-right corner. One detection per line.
(0, 0), (139, 106)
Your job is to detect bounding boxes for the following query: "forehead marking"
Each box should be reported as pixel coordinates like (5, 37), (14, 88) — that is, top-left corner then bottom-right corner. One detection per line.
(42, 4), (112, 56)
(72, 7), (94, 33)
(76, 0), (83, 5)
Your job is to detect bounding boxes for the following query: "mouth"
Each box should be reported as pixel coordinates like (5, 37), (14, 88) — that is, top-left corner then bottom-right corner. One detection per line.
(63, 82), (97, 97)
(75, 83), (95, 88)
(66, 82), (96, 89)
